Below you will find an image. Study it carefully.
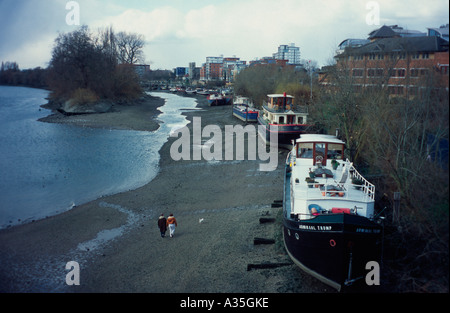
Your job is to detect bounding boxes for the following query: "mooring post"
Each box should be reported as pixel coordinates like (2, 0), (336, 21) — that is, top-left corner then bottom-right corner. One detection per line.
(393, 191), (401, 224)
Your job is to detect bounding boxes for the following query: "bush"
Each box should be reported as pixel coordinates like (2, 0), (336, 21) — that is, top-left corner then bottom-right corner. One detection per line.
(69, 88), (99, 106)
(113, 65), (142, 99)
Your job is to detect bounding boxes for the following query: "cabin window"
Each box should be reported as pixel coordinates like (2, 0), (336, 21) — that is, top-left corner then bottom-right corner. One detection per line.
(314, 143), (326, 165)
(315, 143), (325, 156)
(297, 143), (313, 158)
(278, 116), (285, 124)
(327, 143), (344, 160)
(297, 116), (304, 124)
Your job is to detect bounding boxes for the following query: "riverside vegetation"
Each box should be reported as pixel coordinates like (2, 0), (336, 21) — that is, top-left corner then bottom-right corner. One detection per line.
(1, 25), (145, 112)
(234, 64), (448, 292)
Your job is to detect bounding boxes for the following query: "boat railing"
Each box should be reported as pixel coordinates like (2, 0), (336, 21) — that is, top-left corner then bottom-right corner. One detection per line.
(299, 164), (375, 202)
(346, 159), (376, 201)
(262, 102), (309, 114)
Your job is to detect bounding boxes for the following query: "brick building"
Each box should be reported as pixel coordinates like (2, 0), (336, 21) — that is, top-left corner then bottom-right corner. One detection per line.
(321, 26), (449, 98)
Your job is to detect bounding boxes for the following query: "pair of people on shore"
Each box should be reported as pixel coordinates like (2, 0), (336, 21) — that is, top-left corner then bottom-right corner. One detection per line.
(157, 213), (178, 238)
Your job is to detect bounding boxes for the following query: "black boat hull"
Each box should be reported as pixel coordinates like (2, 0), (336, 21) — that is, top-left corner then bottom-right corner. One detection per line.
(257, 116), (308, 148)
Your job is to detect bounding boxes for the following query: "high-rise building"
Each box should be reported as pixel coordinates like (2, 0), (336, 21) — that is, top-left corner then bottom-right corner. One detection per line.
(273, 43), (301, 65)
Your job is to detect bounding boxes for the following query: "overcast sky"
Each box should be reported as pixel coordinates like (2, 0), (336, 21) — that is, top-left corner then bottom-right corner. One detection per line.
(1, 0), (448, 70)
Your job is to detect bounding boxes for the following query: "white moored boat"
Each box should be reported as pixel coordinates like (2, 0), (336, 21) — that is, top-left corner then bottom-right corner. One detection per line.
(283, 133), (383, 291)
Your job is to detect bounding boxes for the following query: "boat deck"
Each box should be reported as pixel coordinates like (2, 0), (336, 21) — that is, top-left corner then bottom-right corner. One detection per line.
(288, 155), (375, 220)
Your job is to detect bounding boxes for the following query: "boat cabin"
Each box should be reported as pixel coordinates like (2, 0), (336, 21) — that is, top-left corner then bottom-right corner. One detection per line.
(295, 135), (345, 167)
(267, 93), (295, 111)
(262, 94), (308, 125)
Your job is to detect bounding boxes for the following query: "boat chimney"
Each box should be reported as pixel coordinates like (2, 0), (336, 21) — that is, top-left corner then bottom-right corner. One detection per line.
(335, 128), (340, 138)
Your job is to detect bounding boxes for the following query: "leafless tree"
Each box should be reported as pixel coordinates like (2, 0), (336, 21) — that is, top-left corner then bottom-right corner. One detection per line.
(47, 25), (143, 102)
(116, 32), (145, 64)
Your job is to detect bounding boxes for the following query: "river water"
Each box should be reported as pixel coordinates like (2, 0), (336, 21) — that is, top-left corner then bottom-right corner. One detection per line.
(0, 87), (197, 229)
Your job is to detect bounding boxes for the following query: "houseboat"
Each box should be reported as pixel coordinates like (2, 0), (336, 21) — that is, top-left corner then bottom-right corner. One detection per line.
(207, 93), (226, 106)
(283, 134), (383, 291)
(232, 96), (259, 122)
(257, 93), (310, 148)
(222, 89), (233, 105)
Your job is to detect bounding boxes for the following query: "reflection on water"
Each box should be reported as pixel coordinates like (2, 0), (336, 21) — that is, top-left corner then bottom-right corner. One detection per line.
(0, 88), (197, 228)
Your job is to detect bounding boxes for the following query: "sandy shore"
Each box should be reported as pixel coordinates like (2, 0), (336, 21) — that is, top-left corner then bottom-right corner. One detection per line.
(0, 92), (334, 294)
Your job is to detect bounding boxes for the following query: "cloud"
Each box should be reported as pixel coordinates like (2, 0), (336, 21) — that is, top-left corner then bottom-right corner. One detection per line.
(2, 34), (55, 69)
(1, 0), (448, 70)
(90, 0), (448, 69)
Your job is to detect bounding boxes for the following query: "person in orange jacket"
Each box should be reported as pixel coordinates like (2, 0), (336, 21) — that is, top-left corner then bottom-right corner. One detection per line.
(166, 213), (178, 238)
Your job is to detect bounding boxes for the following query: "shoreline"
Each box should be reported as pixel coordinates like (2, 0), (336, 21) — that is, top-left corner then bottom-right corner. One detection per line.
(38, 93), (165, 132)
(0, 92), (334, 293)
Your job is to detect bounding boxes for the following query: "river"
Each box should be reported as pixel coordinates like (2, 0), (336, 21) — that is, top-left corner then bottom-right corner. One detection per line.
(0, 87), (197, 229)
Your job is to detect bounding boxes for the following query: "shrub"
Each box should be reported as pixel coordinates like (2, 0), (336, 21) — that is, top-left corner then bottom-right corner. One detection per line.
(69, 88), (99, 106)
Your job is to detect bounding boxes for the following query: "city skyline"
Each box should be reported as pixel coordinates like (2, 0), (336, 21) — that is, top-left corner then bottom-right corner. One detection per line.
(0, 0), (448, 70)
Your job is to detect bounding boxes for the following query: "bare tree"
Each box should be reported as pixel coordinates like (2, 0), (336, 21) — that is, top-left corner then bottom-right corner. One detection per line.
(116, 32), (145, 64)
(47, 25), (144, 102)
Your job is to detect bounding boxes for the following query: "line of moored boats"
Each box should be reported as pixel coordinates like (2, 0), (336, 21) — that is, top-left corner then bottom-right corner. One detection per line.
(205, 91), (384, 291)
(164, 88), (384, 291)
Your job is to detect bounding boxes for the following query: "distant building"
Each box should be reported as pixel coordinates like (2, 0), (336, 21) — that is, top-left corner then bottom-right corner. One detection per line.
(368, 25), (425, 41)
(132, 64), (150, 77)
(322, 24), (449, 98)
(175, 67), (189, 78)
(249, 57), (288, 67)
(199, 56), (247, 82)
(273, 43), (301, 65)
(221, 57), (246, 82)
(200, 56), (223, 81)
(428, 24), (449, 41)
(188, 62), (200, 81)
(336, 39), (370, 55)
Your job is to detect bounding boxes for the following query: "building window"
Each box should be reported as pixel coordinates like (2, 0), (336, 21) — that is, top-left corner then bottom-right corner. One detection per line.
(422, 53), (429, 59)
(377, 54), (384, 60)
(352, 69), (364, 77)
(368, 68), (383, 77)
(412, 53), (420, 59)
(389, 86), (404, 95)
(389, 68), (406, 77)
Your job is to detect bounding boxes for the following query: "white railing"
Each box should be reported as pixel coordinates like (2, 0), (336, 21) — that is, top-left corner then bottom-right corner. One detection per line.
(346, 159), (376, 201)
(295, 159), (375, 202)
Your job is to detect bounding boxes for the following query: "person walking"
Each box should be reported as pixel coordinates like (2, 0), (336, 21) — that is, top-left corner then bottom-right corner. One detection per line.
(157, 213), (167, 238)
(166, 213), (178, 238)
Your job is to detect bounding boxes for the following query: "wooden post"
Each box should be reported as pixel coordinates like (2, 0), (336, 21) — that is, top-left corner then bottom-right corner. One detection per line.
(393, 192), (401, 224)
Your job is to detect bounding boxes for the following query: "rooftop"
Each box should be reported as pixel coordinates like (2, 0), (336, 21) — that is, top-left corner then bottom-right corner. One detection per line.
(339, 35), (449, 56)
(296, 134), (345, 145)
